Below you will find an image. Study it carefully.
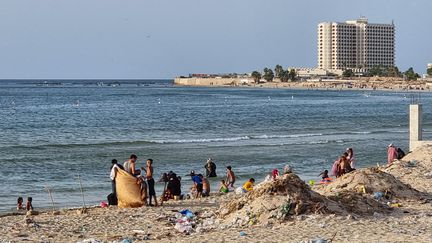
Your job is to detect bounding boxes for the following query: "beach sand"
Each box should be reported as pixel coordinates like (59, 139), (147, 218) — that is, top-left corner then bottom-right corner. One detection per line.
(1, 146), (432, 243)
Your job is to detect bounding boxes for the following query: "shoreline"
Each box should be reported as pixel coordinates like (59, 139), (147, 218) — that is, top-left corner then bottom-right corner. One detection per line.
(174, 77), (432, 93)
(1, 145), (431, 242)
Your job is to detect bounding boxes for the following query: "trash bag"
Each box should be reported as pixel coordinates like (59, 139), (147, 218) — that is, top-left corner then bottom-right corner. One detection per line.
(115, 169), (146, 208)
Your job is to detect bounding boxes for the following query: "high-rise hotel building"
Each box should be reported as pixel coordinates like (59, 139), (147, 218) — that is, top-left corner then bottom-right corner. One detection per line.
(318, 18), (395, 72)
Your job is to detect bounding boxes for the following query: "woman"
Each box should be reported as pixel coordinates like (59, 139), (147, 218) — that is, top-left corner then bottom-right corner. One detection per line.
(346, 148), (355, 169)
(338, 152), (352, 176)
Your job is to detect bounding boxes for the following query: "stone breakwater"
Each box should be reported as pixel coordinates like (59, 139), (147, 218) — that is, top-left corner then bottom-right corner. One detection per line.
(174, 77), (432, 91)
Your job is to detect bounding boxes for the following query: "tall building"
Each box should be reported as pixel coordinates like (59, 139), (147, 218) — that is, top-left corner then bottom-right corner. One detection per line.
(318, 17), (395, 72)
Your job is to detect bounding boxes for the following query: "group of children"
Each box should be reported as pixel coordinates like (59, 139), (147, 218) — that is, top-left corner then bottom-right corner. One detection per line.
(17, 196), (33, 211)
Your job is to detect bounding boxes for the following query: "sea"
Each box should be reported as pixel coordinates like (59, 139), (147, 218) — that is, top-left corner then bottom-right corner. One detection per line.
(0, 79), (431, 212)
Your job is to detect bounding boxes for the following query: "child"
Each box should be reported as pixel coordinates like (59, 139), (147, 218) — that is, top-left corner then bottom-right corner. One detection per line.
(219, 180), (229, 193)
(26, 197), (33, 211)
(242, 178), (255, 192)
(318, 170), (329, 180)
(17, 197), (24, 210)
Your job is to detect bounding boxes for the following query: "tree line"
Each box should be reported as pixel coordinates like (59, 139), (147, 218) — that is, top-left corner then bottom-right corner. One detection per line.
(251, 65), (297, 83)
(343, 65), (426, 81)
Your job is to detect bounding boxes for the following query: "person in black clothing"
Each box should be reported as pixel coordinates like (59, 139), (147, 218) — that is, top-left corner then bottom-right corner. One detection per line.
(204, 158), (217, 177)
(167, 173), (181, 197)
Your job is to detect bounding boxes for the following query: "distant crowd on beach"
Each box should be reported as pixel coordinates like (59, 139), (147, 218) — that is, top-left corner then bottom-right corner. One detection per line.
(108, 155), (258, 207)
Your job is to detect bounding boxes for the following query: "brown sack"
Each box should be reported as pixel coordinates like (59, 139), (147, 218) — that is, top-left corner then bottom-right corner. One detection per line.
(116, 169), (146, 208)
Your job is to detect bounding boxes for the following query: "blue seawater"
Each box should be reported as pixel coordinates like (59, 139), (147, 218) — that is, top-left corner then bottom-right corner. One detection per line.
(0, 79), (430, 212)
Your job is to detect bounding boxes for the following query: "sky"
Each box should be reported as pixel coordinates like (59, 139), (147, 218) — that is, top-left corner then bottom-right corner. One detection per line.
(0, 0), (430, 79)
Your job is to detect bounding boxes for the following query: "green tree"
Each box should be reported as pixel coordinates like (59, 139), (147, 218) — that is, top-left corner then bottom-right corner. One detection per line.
(367, 65), (385, 77)
(386, 66), (402, 77)
(263, 68), (274, 82)
(342, 69), (354, 77)
(288, 69), (297, 81)
(404, 67), (420, 81)
(427, 67), (432, 76)
(251, 71), (262, 83)
(279, 69), (290, 82)
(274, 64), (283, 78)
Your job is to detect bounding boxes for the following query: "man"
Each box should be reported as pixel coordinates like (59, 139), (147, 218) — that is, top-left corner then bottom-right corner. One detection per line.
(109, 159), (124, 195)
(226, 166), (236, 188)
(123, 154), (140, 176)
(204, 158), (217, 177)
(146, 159), (158, 206)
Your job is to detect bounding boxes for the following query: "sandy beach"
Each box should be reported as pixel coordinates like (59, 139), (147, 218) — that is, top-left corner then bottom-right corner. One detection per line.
(1, 145), (432, 242)
(174, 77), (432, 93)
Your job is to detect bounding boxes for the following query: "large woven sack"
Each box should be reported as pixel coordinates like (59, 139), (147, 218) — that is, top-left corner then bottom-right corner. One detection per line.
(116, 169), (145, 208)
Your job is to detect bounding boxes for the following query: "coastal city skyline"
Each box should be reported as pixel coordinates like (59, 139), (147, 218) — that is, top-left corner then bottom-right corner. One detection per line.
(0, 0), (430, 79)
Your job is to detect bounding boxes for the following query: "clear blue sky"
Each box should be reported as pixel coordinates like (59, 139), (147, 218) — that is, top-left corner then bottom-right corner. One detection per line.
(0, 0), (430, 79)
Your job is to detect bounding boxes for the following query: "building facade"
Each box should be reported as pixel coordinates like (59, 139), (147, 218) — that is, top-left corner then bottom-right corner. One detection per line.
(318, 18), (395, 72)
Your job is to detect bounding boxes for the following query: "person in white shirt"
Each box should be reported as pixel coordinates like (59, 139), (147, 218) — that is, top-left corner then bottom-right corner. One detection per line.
(110, 159), (124, 195)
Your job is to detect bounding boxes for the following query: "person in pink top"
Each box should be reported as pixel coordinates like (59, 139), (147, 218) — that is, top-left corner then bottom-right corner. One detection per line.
(387, 144), (398, 164)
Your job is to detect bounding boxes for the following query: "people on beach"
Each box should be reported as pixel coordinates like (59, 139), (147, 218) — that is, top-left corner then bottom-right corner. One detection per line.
(397, 147), (406, 159)
(219, 180), (229, 193)
(338, 152), (353, 176)
(201, 175), (211, 197)
(242, 178), (255, 192)
(191, 173), (203, 198)
(204, 158), (217, 177)
(26, 197), (33, 211)
(146, 159), (158, 206)
(272, 169), (279, 180)
(161, 172), (182, 204)
(226, 166), (236, 188)
(318, 170), (329, 180)
(346, 148), (355, 169)
(17, 197), (24, 210)
(123, 154), (140, 176)
(110, 159), (124, 195)
(387, 144), (398, 164)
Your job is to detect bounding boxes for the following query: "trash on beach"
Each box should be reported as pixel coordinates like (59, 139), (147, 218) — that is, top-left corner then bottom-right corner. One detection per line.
(77, 238), (104, 243)
(387, 202), (402, 207)
(308, 180), (315, 186)
(100, 201), (108, 208)
(306, 238), (328, 243)
(120, 239), (132, 243)
(373, 192), (383, 200)
(235, 187), (245, 194)
(424, 171), (432, 178)
(405, 160), (417, 168)
(179, 209), (194, 218)
(175, 209), (196, 234)
(239, 231), (247, 236)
